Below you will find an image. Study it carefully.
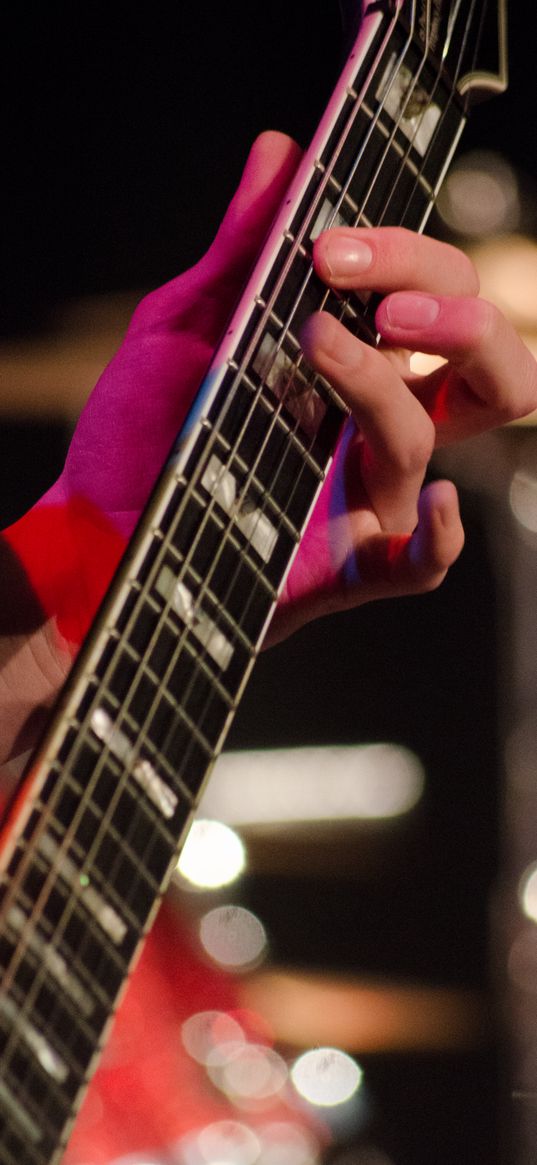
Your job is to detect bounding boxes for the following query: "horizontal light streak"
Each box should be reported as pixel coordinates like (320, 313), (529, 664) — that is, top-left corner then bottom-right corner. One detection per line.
(201, 744), (425, 826)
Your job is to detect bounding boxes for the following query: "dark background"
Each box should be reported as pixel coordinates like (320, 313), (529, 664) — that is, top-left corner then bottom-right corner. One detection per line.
(2, 3), (534, 1163)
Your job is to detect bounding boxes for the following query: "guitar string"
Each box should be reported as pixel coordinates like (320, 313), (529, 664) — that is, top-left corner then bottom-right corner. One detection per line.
(74, 9), (423, 856)
(100, 0), (478, 923)
(131, 0), (455, 768)
(1, 9), (405, 936)
(46, 0), (451, 973)
(185, 0), (485, 747)
(0, 0), (477, 1118)
(105, 7), (424, 768)
(0, 6), (410, 1099)
(0, 0), (458, 1057)
(366, 0), (481, 236)
(0, 2), (435, 1071)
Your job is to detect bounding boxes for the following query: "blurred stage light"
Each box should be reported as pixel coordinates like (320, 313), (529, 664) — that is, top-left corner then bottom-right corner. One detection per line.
(207, 1042), (288, 1104)
(201, 744), (425, 827)
(290, 1047), (363, 1108)
(186, 1120), (261, 1165)
(509, 468), (537, 534)
(519, 863), (537, 924)
(110, 1157), (163, 1164)
(471, 234), (537, 334)
(508, 928), (537, 994)
(199, 905), (268, 971)
(176, 819), (246, 888)
(257, 1121), (320, 1165)
(436, 150), (520, 237)
(182, 1010), (246, 1065)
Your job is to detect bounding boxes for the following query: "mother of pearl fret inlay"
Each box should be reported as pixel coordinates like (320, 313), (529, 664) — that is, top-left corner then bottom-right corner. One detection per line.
(156, 565), (234, 668)
(7, 905), (94, 1019)
(377, 55), (441, 156)
(0, 1078), (42, 1145)
(0, 994), (68, 1084)
(91, 707), (178, 820)
(252, 338), (327, 440)
(201, 453), (278, 564)
(38, 833), (127, 945)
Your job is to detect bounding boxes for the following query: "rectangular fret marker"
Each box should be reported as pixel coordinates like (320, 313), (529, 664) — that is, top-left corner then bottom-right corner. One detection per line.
(376, 56), (441, 157)
(201, 454), (278, 564)
(38, 832), (127, 946)
(90, 707), (178, 820)
(156, 565), (234, 669)
(7, 905), (94, 1018)
(253, 334), (327, 439)
(310, 197), (350, 241)
(0, 1078), (42, 1144)
(0, 993), (68, 1083)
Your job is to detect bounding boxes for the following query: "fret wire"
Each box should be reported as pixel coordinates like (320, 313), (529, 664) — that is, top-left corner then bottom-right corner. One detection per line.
(193, 27), (415, 493)
(362, 81), (437, 225)
(383, 0), (475, 230)
(0, 706), (159, 1095)
(281, 14), (417, 257)
(51, 805), (161, 934)
(0, 1039), (68, 1147)
(0, 6), (451, 1029)
(0, 4), (479, 1151)
(103, 385), (321, 758)
(3, 18), (347, 1141)
(165, 26), (417, 560)
(0, 867), (129, 1111)
(174, 2), (474, 766)
(257, 25), (461, 339)
(158, 13), (453, 700)
(36, 270), (335, 918)
(358, 1), (476, 239)
(300, 20), (434, 249)
(370, 21), (462, 232)
(88, 355), (335, 826)
(15, 882), (125, 1012)
(4, 971), (94, 1083)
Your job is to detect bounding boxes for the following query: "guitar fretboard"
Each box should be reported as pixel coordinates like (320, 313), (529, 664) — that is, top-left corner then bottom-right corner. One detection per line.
(0, 5), (471, 1163)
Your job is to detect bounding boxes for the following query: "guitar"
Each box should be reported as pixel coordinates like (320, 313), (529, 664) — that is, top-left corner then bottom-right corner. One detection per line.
(0, 3), (508, 1162)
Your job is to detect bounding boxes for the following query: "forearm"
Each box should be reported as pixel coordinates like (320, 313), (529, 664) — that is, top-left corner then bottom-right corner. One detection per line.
(0, 492), (126, 785)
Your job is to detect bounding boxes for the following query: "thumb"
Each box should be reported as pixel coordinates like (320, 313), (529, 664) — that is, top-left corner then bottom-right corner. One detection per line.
(129, 131), (302, 333)
(206, 130), (302, 279)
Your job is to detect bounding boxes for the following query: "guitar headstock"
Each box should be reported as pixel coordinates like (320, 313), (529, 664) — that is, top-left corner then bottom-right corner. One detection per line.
(360, 0), (507, 103)
(434, 0), (507, 101)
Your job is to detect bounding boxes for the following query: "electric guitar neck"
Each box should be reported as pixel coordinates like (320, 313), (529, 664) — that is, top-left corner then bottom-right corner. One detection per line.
(0, 3), (507, 1162)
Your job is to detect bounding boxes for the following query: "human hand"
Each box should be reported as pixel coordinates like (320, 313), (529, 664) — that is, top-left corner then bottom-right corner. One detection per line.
(268, 225), (537, 642)
(0, 132), (301, 766)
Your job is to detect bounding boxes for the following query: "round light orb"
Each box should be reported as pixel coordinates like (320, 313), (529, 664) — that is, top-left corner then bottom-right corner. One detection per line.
(290, 1047), (363, 1107)
(199, 906), (268, 971)
(177, 819), (245, 889)
(181, 1010), (245, 1065)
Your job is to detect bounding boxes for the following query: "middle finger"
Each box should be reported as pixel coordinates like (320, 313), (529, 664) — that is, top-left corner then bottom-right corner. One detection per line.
(300, 311), (435, 532)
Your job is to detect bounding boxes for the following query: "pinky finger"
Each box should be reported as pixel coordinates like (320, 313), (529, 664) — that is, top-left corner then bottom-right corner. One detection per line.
(356, 479), (465, 598)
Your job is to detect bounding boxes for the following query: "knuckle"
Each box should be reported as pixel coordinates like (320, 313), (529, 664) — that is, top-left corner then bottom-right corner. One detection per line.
(390, 417), (435, 476)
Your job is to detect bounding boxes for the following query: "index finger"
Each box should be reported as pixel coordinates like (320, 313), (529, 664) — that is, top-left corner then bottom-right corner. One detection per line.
(313, 226), (480, 298)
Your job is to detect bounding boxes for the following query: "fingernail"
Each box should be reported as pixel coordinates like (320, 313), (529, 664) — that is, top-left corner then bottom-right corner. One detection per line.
(385, 293), (440, 329)
(320, 235), (374, 279)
